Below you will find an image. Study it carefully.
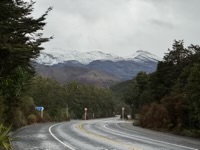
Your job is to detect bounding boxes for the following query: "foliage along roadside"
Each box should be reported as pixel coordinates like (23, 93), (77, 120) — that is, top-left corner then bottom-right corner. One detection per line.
(0, 124), (12, 150)
(1, 76), (115, 128)
(0, 0), (52, 127)
(121, 40), (200, 137)
(26, 77), (115, 121)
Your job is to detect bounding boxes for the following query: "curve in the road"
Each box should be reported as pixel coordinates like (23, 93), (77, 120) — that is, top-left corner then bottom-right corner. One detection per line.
(78, 122), (142, 150)
(12, 118), (200, 150)
(49, 123), (76, 150)
(103, 123), (198, 150)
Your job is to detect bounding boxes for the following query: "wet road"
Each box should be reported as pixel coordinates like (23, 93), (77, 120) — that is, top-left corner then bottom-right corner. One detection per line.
(12, 117), (200, 150)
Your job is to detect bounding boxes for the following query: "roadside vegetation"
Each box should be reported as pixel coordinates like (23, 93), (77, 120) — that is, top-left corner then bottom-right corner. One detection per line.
(0, 74), (115, 127)
(0, 124), (12, 150)
(0, 0), (115, 131)
(0, 0), (52, 131)
(26, 77), (115, 121)
(112, 40), (200, 137)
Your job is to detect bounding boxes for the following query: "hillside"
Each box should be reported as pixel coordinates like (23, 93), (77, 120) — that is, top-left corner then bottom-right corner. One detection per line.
(34, 63), (120, 87)
(33, 49), (161, 87)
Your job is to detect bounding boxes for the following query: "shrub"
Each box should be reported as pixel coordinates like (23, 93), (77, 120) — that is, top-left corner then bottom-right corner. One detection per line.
(27, 114), (37, 124)
(12, 109), (27, 129)
(132, 120), (140, 126)
(140, 103), (171, 128)
(0, 124), (12, 150)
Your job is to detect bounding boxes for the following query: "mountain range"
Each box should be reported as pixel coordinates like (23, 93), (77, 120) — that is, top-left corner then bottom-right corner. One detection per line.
(34, 49), (162, 87)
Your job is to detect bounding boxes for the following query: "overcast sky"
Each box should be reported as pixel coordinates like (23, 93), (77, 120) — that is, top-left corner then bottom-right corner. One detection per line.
(31, 0), (200, 58)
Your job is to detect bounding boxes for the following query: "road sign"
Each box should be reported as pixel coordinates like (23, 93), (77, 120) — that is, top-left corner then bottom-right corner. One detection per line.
(35, 107), (44, 119)
(35, 107), (44, 111)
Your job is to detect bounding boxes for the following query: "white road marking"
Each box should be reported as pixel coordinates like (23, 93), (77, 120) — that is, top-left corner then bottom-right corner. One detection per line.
(103, 123), (198, 150)
(49, 123), (76, 150)
(77, 121), (142, 150)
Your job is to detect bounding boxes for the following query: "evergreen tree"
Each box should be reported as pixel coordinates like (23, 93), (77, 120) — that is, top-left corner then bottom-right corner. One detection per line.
(0, 0), (52, 78)
(154, 40), (191, 98)
(123, 72), (152, 118)
(0, 0), (52, 125)
(163, 40), (191, 67)
(185, 64), (200, 128)
(188, 44), (200, 64)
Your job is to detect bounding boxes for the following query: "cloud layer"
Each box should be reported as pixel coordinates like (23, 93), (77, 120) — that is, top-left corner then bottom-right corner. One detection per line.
(31, 0), (200, 57)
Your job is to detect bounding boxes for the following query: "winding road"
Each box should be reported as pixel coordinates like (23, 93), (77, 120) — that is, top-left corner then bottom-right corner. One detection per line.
(12, 117), (200, 150)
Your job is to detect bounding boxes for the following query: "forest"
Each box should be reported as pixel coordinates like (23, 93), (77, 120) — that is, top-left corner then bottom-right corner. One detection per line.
(118, 40), (200, 137)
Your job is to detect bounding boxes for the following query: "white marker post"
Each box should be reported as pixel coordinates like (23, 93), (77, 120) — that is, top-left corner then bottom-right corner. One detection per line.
(41, 109), (43, 119)
(122, 107), (125, 120)
(84, 108), (87, 120)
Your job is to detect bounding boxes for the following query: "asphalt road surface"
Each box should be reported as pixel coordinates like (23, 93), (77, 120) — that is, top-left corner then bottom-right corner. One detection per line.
(12, 117), (200, 150)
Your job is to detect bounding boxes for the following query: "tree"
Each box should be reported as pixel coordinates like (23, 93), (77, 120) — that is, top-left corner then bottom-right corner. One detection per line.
(188, 44), (200, 61)
(0, 0), (52, 125)
(163, 40), (191, 67)
(135, 72), (148, 93)
(0, 0), (52, 94)
(153, 40), (192, 99)
(124, 72), (149, 115)
(185, 64), (200, 128)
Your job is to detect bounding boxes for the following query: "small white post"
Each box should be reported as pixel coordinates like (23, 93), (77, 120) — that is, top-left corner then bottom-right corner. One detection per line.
(84, 108), (87, 120)
(122, 107), (125, 120)
(41, 110), (43, 119)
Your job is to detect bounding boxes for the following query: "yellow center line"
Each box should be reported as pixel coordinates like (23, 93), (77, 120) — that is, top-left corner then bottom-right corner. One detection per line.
(77, 122), (142, 150)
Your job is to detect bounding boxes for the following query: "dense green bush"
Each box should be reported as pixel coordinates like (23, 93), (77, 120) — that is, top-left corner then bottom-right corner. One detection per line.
(0, 124), (12, 150)
(27, 114), (37, 124)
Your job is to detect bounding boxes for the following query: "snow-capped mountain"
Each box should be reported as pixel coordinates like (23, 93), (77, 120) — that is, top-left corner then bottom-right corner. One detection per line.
(36, 49), (124, 65)
(125, 50), (162, 62)
(35, 49), (161, 65)
(34, 49), (162, 86)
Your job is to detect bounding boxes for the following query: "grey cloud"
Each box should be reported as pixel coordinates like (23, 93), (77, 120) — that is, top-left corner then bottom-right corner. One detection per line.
(31, 0), (200, 58)
(150, 19), (175, 29)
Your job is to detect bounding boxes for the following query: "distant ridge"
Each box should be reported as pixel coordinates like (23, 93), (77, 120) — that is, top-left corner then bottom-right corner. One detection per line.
(34, 49), (161, 87)
(35, 49), (161, 65)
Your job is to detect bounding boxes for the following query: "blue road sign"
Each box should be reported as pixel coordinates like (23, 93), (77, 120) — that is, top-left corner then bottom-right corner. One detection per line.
(35, 107), (44, 111)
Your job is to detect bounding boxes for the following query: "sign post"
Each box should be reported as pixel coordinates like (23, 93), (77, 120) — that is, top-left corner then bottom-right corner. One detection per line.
(35, 107), (44, 119)
(41, 109), (43, 119)
(84, 108), (87, 120)
(122, 107), (125, 120)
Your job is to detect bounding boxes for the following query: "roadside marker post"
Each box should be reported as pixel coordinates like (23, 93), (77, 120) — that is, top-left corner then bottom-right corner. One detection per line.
(84, 108), (87, 120)
(122, 107), (125, 120)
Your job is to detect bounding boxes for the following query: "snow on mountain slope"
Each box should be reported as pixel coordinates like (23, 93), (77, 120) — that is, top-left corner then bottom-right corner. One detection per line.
(35, 49), (161, 65)
(125, 50), (162, 62)
(36, 49), (123, 65)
